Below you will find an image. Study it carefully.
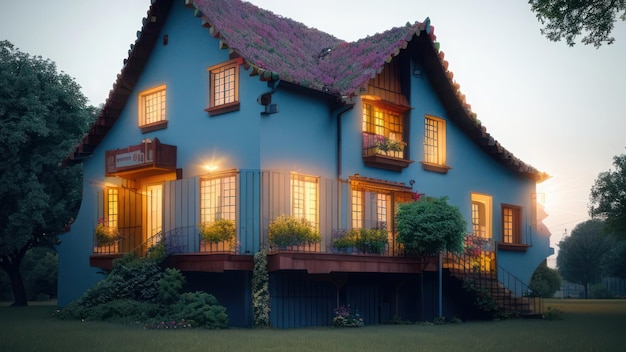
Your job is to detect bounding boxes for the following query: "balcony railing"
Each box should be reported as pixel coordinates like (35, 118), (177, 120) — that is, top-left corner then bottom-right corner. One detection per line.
(361, 132), (412, 171)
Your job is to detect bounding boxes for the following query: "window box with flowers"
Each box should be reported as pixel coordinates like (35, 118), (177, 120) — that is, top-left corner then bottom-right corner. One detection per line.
(198, 218), (236, 253)
(94, 219), (121, 253)
(362, 132), (413, 172)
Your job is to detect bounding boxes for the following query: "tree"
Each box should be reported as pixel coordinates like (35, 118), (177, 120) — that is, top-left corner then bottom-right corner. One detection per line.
(602, 240), (626, 280)
(0, 41), (92, 306)
(557, 220), (614, 298)
(589, 152), (626, 239)
(529, 0), (626, 48)
(529, 260), (562, 298)
(395, 197), (467, 255)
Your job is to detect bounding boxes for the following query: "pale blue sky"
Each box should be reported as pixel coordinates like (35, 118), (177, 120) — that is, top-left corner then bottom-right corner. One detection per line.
(2, 1), (625, 266)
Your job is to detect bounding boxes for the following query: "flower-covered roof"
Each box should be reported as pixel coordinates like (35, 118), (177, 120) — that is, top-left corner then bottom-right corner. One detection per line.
(191, 0), (433, 96)
(64, 0), (548, 182)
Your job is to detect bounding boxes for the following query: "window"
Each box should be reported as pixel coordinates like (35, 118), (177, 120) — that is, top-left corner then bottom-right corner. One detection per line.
(290, 173), (318, 229)
(471, 193), (492, 239)
(207, 59), (240, 115)
(351, 188), (390, 230)
(502, 205), (522, 244)
(423, 115), (448, 173)
(362, 102), (405, 158)
(105, 188), (119, 229)
(200, 175), (237, 223)
(138, 85), (167, 132)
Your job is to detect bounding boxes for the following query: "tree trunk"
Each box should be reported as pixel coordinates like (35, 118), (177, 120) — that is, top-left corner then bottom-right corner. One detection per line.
(6, 264), (28, 306)
(584, 283), (589, 299)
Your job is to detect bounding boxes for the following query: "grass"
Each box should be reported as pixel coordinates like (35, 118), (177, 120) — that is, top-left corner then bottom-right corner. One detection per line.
(1, 299), (625, 351)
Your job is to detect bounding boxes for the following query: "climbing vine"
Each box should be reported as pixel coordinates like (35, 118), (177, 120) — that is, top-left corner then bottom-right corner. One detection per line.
(252, 249), (270, 327)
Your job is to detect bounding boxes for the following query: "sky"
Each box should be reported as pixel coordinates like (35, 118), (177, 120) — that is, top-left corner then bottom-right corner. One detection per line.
(1, 0), (625, 267)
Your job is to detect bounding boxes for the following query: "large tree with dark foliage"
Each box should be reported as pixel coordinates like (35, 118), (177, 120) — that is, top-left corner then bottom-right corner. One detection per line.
(529, 0), (626, 47)
(590, 152), (626, 239)
(0, 40), (92, 306)
(557, 220), (614, 298)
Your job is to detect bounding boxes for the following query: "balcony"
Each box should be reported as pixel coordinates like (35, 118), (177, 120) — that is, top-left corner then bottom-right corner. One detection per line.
(90, 224), (437, 275)
(362, 132), (413, 172)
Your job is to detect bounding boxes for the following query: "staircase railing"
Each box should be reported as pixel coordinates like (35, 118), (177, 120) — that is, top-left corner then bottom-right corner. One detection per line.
(442, 242), (542, 316)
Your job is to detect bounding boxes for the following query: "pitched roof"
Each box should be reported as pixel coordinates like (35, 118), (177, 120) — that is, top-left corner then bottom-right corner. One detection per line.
(64, 0), (548, 182)
(192, 0), (433, 96)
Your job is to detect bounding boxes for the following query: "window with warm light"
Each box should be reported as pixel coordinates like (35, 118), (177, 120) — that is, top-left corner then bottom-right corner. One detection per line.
(423, 115), (448, 171)
(351, 189), (390, 229)
(362, 101), (405, 158)
(105, 188), (119, 229)
(502, 205), (522, 244)
(138, 85), (167, 132)
(200, 175), (237, 223)
(290, 173), (318, 229)
(471, 193), (492, 239)
(207, 59), (240, 116)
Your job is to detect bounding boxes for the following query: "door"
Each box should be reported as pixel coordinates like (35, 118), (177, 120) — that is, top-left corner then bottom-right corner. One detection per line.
(146, 184), (163, 246)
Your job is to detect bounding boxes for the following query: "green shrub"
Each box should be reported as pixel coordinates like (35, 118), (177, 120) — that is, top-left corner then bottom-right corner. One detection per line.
(168, 292), (228, 329)
(158, 268), (185, 305)
(590, 283), (614, 299)
(396, 197), (466, 255)
(354, 228), (388, 254)
(198, 219), (236, 243)
(268, 215), (321, 248)
(542, 306), (564, 320)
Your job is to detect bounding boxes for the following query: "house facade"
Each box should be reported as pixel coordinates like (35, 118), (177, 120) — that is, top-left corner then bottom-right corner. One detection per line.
(58, 0), (553, 328)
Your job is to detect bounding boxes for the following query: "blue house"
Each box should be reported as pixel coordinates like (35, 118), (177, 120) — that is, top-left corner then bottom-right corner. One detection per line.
(59, 0), (553, 327)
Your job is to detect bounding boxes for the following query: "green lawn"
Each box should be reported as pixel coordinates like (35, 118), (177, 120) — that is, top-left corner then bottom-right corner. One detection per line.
(1, 299), (624, 352)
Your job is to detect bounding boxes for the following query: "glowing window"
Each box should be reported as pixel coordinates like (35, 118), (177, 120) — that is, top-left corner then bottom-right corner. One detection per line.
(290, 173), (318, 229)
(471, 193), (492, 239)
(424, 115), (446, 166)
(138, 85), (166, 129)
(362, 103), (405, 144)
(106, 188), (119, 229)
(200, 175), (237, 223)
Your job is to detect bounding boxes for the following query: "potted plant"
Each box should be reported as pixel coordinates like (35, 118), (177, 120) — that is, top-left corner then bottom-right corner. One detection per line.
(354, 228), (388, 254)
(94, 219), (120, 246)
(331, 229), (357, 253)
(198, 218), (236, 243)
(268, 214), (321, 249)
(198, 218), (236, 252)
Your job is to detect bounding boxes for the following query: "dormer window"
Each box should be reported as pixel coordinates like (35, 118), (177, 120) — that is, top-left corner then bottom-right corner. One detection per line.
(138, 85), (167, 133)
(206, 59), (240, 116)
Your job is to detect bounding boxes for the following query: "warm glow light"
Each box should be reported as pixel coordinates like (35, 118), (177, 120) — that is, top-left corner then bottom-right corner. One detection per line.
(204, 164), (218, 172)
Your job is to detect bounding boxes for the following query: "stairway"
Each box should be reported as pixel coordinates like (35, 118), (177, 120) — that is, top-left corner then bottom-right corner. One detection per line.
(443, 250), (543, 318)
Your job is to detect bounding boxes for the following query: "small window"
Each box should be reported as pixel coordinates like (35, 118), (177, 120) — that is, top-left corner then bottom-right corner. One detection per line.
(105, 188), (119, 230)
(502, 205), (522, 244)
(138, 85), (167, 132)
(471, 193), (492, 240)
(206, 59), (240, 116)
(290, 173), (319, 229)
(422, 115), (449, 173)
(362, 101), (406, 159)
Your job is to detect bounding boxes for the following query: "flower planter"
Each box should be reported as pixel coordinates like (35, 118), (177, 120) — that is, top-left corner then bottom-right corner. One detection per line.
(200, 239), (234, 253)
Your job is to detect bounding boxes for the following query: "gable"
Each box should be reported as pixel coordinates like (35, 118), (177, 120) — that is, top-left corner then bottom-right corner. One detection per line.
(64, 0), (548, 183)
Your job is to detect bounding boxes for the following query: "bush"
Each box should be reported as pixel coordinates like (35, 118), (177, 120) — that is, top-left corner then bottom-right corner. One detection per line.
(198, 219), (236, 243)
(542, 306), (564, 320)
(590, 283), (614, 299)
(529, 261), (562, 298)
(268, 215), (321, 248)
(396, 197), (466, 255)
(55, 254), (229, 329)
(168, 292), (228, 329)
(354, 228), (388, 254)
